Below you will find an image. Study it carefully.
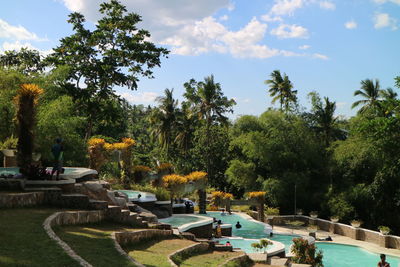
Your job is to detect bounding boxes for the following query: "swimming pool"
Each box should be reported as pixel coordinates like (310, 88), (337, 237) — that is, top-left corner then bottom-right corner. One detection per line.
(159, 214), (213, 232)
(117, 190), (157, 202)
(163, 211), (400, 266)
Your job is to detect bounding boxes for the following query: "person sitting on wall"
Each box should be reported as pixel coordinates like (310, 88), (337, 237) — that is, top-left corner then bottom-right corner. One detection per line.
(235, 221), (242, 229)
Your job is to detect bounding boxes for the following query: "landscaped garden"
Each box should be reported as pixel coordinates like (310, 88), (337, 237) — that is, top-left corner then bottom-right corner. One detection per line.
(2, 0), (400, 266)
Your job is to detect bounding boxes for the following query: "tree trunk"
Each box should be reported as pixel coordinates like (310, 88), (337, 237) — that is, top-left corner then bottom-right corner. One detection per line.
(259, 203), (265, 222)
(198, 189), (206, 214)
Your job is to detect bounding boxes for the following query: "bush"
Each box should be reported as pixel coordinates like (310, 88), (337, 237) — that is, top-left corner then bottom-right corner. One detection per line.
(130, 184), (170, 201)
(291, 238), (323, 267)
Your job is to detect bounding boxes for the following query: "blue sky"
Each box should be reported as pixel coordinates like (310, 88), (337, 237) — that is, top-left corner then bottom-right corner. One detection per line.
(1, 0), (400, 118)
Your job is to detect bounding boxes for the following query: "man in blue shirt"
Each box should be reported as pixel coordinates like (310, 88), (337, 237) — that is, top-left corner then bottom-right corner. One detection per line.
(51, 138), (64, 180)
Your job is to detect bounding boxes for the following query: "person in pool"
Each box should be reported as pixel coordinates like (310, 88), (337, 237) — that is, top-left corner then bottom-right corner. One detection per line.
(235, 221), (242, 229)
(378, 254), (390, 267)
(225, 241), (231, 246)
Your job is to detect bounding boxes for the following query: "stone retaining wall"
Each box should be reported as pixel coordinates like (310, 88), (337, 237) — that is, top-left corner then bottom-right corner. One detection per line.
(219, 254), (251, 267)
(114, 229), (173, 246)
(168, 242), (209, 267)
(49, 210), (105, 226)
(185, 222), (213, 238)
(0, 192), (44, 208)
(261, 213), (400, 249)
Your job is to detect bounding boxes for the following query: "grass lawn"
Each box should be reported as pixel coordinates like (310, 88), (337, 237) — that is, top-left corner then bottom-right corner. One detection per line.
(180, 251), (244, 267)
(0, 208), (80, 267)
(124, 238), (195, 267)
(55, 223), (140, 267)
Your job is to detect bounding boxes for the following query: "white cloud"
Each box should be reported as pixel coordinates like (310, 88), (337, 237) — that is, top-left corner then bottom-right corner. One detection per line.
(373, 0), (400, 5)
(0, 19), (45, 41)
(373, 12), (397, 30)
(60, 0), (322, 59)
(261, 14), (283, 22)
(119, 91), (159, 103)
(219, 15), (229, 21)
(161, 17), (288, 59)
(270, 24), (309, 39)
(313, 53), (329, 60)
(319, 1), (335, 10)
(299, 45), (311, 49)
(345, 20), (358, 29)
(270, 0), (305, 16)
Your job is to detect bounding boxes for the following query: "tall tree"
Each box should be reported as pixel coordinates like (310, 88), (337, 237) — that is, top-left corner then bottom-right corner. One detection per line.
(184, 75), (236, 213)
(381, 88), (398, 101)
(309, 92), (344, 147)
(265, 70), (297, 112)
(46, 0), (168, 139)
(351, 79), (382, 114)
(150, 88), (178, 158)
(0, 48), (44, 75)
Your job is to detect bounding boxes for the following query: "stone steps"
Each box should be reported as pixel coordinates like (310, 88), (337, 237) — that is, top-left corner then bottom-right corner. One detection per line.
(59, 193), (89, 209)
(88, 199), (108, 210)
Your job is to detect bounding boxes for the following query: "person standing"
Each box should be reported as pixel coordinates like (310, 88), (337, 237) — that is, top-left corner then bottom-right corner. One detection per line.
(51, 138), (64, 180)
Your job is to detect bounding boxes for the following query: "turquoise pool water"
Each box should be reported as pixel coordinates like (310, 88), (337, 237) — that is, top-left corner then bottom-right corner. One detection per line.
(117, 190), (142, 199)
(160, 215), (206, 228)
(178, 212), (400, 266)
(316, 243), (400, 267)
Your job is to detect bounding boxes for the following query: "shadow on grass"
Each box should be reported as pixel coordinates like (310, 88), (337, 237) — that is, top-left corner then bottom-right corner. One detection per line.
(55, 223), (137, 267)
(0, 208), (80, 267)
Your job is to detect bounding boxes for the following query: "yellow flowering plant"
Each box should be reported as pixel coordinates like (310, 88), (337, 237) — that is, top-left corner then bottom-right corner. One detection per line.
(185, 171), (207, 182)
(133, 165), (151, 172)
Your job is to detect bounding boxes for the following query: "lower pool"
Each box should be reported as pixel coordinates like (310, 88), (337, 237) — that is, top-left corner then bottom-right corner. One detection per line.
(164, 211), (400, 266)
(316, 243), (399, 267)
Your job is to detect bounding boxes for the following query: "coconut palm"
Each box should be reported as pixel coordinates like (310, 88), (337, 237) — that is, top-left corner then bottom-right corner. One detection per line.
(314, 97), (340, 146)
(149, 88), (178, 158)
(381, 88), (398, 101)
(183, 75), (236, 213)
(175, 102), (197, 156)
(352, 79), (382, 114)
(265, 70), (297, 112)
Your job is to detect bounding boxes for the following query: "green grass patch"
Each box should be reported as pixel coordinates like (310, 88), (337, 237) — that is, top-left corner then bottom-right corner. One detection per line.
(180, 251), (243, 267)
(124, 238), (195, 267)
(0, 208), (80, 267)
(54, 222), (140, 267)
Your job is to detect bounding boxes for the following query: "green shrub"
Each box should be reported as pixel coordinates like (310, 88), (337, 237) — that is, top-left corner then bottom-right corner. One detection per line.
(265, 206), (279, 215)
(0, 135), (18, 149)
(291, 238), (323, 267)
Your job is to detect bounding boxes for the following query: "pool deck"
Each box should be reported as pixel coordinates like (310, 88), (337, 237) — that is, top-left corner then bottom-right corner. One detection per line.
(273, 225), (400, 258)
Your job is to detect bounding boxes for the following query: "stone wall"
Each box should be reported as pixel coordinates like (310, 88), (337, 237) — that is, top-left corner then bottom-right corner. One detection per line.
(262, 214), (400, 249)
(0, 192), (44, 208)
(49, 210), (105, 226)
(219, 254), (252, 267)
(169, 242), (210, 267)
(185, 222), (213, 238)
(114, 229), (173, 246)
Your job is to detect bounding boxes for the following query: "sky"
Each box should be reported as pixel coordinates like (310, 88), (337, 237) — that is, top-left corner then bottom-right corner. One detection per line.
(1, 0), (400, 119)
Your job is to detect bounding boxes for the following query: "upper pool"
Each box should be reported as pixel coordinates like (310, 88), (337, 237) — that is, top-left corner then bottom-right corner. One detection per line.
(117, 190), (157, 202)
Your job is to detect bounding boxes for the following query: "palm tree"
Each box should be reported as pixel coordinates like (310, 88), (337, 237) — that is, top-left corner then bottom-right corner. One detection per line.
(352, 79), (382, 114)
(183, 75), (236, 213)
(149, 88), (178, 158)
(381, 88), (398, 101)
(314, 97), (339, 147)
(175, 102), (197, 156)
(265, 70), (297, 112)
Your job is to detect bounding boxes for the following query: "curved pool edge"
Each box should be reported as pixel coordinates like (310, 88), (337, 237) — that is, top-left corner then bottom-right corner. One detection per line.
(160, 214), (214, 233)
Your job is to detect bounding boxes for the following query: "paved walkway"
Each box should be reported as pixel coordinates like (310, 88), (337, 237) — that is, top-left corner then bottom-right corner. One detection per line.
(273, 225), (400, 258)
